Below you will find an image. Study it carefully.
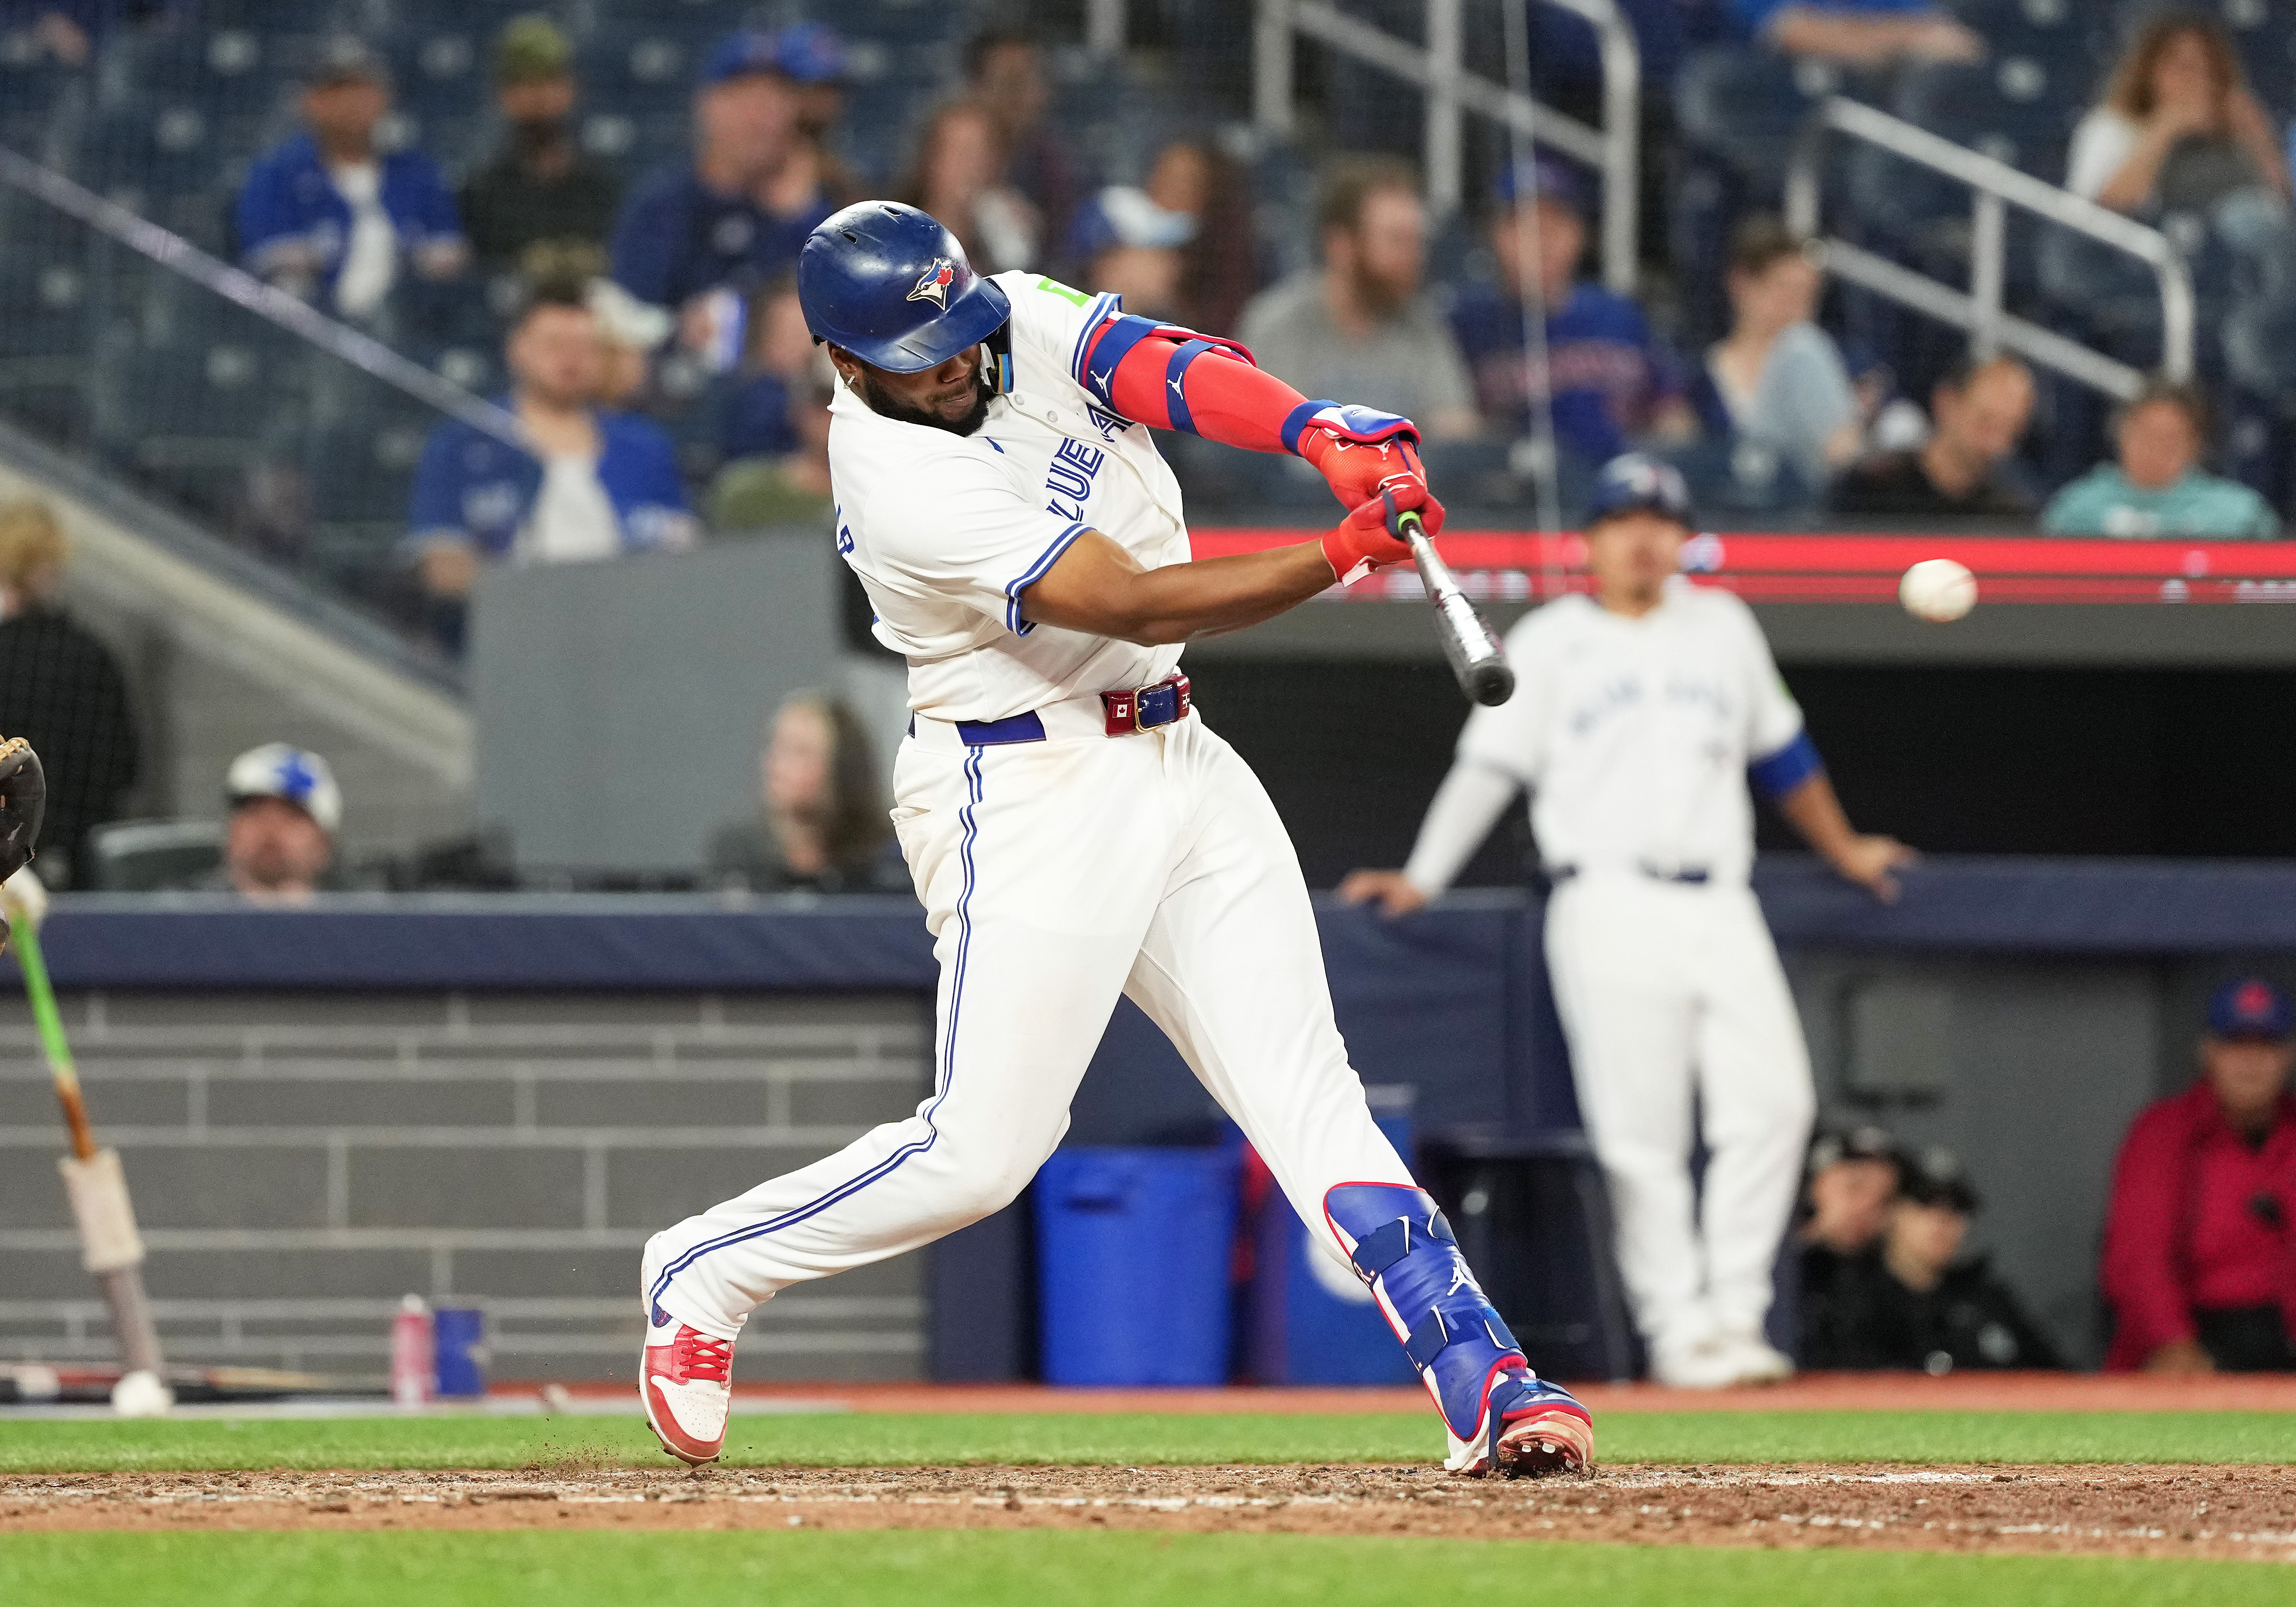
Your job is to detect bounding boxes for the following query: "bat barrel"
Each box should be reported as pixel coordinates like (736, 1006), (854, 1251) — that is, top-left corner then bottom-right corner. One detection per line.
(1406, 530), (1516, 707)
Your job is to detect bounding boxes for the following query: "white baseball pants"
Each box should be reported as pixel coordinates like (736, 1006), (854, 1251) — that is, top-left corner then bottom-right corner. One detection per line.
(647, 705), (1413, 1340)
(1543, 874), (1815, 1352)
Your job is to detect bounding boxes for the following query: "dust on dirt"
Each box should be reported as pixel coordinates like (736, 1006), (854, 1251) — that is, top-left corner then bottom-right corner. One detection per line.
(3, 1463), (2293, 1560)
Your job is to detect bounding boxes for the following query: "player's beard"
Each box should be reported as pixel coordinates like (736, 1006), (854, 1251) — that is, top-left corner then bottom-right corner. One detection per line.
(858, 364), (992, 437)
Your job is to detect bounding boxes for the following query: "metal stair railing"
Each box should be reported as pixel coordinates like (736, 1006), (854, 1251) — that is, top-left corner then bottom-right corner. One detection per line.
(1784, 94), (2194, 400)
(1253, 0), (1643, 296)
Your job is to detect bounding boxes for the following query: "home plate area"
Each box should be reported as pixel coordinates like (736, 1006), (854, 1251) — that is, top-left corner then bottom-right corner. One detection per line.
(7, 1463), (2294, 1561)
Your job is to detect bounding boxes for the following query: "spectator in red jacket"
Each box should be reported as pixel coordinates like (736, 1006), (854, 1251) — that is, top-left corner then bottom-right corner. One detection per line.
(2101, 977), (2296, 1373)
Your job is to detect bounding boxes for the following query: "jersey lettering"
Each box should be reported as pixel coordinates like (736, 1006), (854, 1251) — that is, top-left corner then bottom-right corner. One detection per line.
(1034, 276), (1092, 308)
(1044, 437), (1107, 521)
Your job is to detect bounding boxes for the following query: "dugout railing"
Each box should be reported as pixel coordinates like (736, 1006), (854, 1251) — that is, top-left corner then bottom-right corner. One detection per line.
(1785, 94), (2195, 401)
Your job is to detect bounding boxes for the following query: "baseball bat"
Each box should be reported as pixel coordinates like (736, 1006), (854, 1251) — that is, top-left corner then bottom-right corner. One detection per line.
(7, 913), (168, 1383)
(1390, 505), (1515, 706)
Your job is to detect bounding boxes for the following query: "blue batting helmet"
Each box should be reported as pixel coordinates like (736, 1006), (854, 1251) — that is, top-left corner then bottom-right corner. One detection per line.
(799, 201), (1011, 372)
(1586, 452), (1694, 527)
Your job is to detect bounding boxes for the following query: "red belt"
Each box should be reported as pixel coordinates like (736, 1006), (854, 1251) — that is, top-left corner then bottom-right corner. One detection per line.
(1101, 673), (1191, 736)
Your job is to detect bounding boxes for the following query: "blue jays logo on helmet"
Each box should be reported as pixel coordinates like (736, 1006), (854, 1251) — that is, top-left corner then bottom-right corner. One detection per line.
(907, 258), (956, 309)
(1587, 452), (1694, 527)
(800, 202), (1012, 374)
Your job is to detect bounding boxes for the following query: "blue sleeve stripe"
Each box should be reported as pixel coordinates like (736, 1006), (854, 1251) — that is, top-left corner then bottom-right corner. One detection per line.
(1748, 729), (1823, 800)
(1161, 339), (1219, 436)
(1078, 311), (1163, 410)
(1005, 522), (1089, 636)
(1067, 293), (1121, 384)
(1281, 398), (1336, 456)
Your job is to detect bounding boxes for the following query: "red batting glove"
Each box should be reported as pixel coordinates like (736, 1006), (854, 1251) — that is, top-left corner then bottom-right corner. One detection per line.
(1320, 480), (1444, 585)
(1291, 405), (1445, 532)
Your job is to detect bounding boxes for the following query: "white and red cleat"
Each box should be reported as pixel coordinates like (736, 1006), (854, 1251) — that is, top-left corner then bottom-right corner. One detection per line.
(639, 1307), (734, 1465)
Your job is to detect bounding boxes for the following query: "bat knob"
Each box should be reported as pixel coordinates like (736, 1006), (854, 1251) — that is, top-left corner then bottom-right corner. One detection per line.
(1467, 661), (1516, 706)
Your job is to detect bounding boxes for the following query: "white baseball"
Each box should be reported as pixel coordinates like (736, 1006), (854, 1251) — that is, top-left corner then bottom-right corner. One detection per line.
(111, 1368), (175, 1418)
(1899, 558), (1977, 623)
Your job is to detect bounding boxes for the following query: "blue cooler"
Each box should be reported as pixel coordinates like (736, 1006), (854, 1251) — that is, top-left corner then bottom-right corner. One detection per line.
(433, 1307), (488, 1398)
(1247, 1087), (1418, 1384)
(1037, 1147), (1238, 1386)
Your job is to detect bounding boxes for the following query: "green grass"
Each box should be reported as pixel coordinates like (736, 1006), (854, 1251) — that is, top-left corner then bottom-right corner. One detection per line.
(2, 1409), (2292, 1473)
(0, 1530), (2287, 1607)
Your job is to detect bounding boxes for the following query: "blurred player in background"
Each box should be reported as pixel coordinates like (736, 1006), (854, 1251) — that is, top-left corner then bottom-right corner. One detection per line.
(1344, 455), (1913, 1387)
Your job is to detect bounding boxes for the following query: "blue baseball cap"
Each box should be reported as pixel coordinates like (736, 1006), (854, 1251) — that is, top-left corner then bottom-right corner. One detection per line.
(1586, 453), (1693, 528)
(699, 29), (787, 88)
(2208, 977), (2292, 1041)
(1495, 152), (1588, 216)
(773, 21), (847, 85)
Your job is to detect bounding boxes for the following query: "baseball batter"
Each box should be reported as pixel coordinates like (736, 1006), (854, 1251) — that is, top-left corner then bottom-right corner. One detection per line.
(1345, 458), (1912, 1388)
(638, 202), (1594, 1475)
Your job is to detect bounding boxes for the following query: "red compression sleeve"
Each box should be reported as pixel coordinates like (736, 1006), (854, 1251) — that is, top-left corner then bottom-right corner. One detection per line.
(1085, 324), (1307, 454)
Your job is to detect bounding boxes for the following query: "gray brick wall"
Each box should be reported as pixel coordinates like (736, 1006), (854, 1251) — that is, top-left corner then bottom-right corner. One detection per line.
(0, 990), (933, 1383)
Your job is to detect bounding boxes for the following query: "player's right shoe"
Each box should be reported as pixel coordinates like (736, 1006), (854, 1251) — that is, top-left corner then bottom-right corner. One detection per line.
(1324, 1183), (1594, 1479)
(638, 1304), (734, 1465)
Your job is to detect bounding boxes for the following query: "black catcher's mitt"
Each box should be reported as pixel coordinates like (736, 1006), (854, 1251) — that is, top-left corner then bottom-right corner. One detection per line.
(0, 736), (46, 882)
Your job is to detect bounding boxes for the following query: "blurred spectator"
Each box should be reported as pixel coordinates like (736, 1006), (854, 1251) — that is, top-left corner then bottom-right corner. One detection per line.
(2043, 380), (2278, 538)
(1236, 156), (1479, 439)
(2068, 14), (2296, 398)
(235, 38), (467, 322)
(776, 21), (867, 210)
(1449, 155), (1694, 466)
(7, 0), (128, 68)
(609, 31), (832, 331)
(1802, 1146), (2063, 1373)
(1070, 182), (1198, 321)
(0, 501), (137, 889)
(2103, 978), (2296, 1374)
(1690, 216), (1861, 489)
(200, 744), (343, 905)
(964, 31), (1080, 258)
(1830, 353), (2036, 520)
(708, 692), (903, 894)
(456, 16), (622, 279)
(895, 99), (1038, 275)
(1149, 139), (1256, 337)
(710, 359), (834, 532)
(719, 274), (814, 463)
(2069, 14), (2291, 218)
(586, 277), (674, 409)
(1732, 0), (1982, 68)
(407, 279), (696, 641)
(1792, 1124), (1900, 1364)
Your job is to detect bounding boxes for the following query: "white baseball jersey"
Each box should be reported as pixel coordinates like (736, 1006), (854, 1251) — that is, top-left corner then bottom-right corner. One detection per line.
(827, 272), (1188, 721)
(1457, 579), (1805, 885)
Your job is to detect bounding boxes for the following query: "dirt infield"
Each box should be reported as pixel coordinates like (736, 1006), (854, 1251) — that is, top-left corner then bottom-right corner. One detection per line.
(7, 1462), (2294, 1561)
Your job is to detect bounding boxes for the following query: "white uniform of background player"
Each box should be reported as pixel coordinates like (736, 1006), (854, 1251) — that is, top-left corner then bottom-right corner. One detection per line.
(640, 205), (1594, 1473)
(1349, 457), (1910, 1388)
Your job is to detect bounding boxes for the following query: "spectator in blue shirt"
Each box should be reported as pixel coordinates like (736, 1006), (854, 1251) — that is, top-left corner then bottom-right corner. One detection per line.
(409, 279), (697, 645)
(608, 30), (837, 349)
(1731, 0), (1982, 66)
(234, 38), (466, 321)
(1446, 155), (1694, 466)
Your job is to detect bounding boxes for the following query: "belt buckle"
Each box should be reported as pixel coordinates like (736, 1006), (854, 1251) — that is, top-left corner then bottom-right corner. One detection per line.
(1102, 673), (1190, 736)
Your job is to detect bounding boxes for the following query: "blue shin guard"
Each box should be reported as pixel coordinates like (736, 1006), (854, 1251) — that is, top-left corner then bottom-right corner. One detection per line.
(1324, 1183), (1594, 1475)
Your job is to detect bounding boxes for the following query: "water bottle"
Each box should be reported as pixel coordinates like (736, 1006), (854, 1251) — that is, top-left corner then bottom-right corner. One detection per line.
(390, 1294), (434, 1408)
